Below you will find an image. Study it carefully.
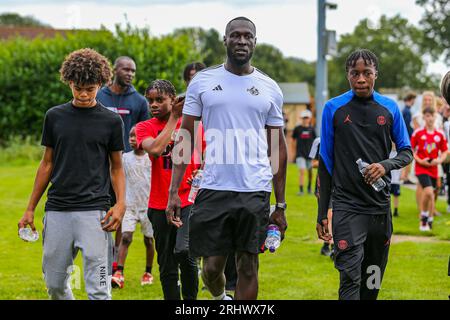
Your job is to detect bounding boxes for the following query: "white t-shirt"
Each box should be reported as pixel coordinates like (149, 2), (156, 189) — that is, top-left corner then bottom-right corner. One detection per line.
(389, 150), (401, 185)
(123, 151), (151, 210)
(183, 64), (284, 192)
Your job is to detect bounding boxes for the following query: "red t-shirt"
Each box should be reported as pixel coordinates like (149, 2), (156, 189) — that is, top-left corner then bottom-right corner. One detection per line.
(135, 117), (204, 210)
(411, 128), (448, 178)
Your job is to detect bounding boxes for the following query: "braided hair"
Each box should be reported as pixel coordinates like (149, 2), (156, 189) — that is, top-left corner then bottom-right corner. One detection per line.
(345, 49), (379, 73)
(145, 79), (176, 98)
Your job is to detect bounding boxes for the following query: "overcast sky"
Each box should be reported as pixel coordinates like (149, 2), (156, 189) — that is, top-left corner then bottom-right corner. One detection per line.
(1, 0), (447, 75)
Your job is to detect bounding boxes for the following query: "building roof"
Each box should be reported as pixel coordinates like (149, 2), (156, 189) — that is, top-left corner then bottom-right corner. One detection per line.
(279, 82), (311, 104)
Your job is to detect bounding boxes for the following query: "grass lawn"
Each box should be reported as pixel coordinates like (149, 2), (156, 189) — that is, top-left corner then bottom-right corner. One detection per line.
(0, 161), (449, 300)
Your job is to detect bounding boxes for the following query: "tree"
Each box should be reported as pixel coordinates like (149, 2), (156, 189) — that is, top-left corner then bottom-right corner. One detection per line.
(171, 26), (316, 86)
(0, 12), (51, 28)
(172, 27), (224, 66)
(416, 0), (450, 61)
(253, 44), (289, 81)
(328, 15), (439, 97)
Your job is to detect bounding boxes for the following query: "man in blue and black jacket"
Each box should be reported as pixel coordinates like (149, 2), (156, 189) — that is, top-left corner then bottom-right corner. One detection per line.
(316, 49), (413, 300)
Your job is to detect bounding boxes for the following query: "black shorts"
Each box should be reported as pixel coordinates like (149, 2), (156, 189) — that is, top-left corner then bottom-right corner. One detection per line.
(188, 189), (270, 257)
(389, 184), (400, 196)
(417, 174), (437, 189)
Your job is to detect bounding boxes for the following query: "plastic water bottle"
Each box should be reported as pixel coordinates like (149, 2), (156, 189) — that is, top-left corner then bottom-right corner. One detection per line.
(19, 228), (39, 242)
(356, 158), (386, 192)
(188, 170), (203, 203)
(265, 224), (281, 253)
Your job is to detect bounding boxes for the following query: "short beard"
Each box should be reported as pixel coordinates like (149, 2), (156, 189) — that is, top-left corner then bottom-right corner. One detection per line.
(115, 77), (129, 88)
(226, 47), (253, 66)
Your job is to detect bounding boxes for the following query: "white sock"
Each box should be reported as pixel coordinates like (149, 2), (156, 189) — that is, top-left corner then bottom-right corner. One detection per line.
(421, 211), (429, 217)
(213, 292), (226, 300)
(428, 216), (434, 222)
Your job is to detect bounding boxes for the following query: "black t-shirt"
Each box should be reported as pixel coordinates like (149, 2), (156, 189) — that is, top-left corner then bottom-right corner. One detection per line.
(41, 102), (125, 211)
(292, 125), (316, 158)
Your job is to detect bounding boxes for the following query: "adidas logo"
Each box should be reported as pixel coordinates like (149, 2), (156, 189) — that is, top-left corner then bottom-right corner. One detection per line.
(212, 85), (223, 91)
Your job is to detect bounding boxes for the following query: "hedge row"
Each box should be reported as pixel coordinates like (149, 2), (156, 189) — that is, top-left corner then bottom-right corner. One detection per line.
(0, 25), (200, 143)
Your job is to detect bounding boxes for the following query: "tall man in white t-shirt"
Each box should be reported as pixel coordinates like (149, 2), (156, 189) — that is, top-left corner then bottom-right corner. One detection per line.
(167, 16), (288, 300)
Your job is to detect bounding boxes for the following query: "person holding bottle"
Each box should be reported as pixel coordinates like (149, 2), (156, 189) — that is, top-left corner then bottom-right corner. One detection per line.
(316, 49), (413, 300)
(166, 17), (288, 300)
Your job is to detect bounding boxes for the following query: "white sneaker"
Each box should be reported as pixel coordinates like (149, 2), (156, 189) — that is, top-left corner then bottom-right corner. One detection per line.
(419, 224), (430, 232)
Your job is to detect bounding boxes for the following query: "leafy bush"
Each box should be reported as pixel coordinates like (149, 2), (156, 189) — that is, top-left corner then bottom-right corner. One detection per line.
(0, 25), (200, 143)
(0, 136), (43, 165)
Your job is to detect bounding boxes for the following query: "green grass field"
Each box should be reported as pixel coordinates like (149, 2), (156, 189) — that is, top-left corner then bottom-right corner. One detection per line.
(1, 161), (449, 300)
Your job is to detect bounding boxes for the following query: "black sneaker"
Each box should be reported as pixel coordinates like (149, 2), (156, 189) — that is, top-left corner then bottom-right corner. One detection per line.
(320, 243), (331, 256)
(393, 209), (398, 217)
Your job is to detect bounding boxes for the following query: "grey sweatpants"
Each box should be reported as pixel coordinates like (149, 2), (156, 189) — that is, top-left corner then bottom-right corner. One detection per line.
(42, 210), (112, 300)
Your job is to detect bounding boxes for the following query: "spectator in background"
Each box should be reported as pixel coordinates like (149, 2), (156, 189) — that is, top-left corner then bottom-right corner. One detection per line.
(401, 92), (416, 184)
(412, 91), (442, 214)
(111, 126), (155, 289)
(183, 62), (206, 87)
(411, 107), (448, 231)
(97, 56), (150, 152)
(402, 92), (416, 137)
(292, 109), (316, 195)
(412, 91), (441, 130)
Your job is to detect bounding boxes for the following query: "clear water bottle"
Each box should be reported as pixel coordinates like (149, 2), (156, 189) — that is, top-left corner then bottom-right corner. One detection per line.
(188, 170), (203, 203)
(356, 158), (386, 192)
(19, 228), (39, 242)
(265, 224), (281, 253)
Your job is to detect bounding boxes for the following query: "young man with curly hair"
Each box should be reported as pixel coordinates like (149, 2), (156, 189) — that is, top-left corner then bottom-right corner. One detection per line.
(18, 48), (126, 300)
